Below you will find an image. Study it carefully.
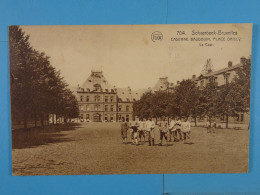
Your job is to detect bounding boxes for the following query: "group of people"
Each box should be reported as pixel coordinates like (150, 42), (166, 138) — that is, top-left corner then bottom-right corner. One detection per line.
(120, 117), (192, 146)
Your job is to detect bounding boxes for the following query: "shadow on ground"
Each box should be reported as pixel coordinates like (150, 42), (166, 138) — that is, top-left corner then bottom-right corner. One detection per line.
(12, 123), (82, 149)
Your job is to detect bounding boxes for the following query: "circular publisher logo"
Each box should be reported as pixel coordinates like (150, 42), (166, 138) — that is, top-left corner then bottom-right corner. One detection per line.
(151, 31), (163, 42)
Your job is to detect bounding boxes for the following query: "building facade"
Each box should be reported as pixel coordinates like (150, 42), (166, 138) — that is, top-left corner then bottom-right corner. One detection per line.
(76, 70), (145, 122)
(76, 57), (250, 125)
(191, 57), (250, 125)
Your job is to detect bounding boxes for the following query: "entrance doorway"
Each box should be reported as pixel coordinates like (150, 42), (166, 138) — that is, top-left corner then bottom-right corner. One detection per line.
(93, 113), (101, 122)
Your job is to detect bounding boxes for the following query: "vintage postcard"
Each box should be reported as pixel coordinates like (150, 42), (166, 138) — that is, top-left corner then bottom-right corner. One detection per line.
(10, 24), (252, 175)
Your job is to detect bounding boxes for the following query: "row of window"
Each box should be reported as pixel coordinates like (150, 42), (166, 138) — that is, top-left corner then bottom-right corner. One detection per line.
(80, 95), (115, 102)
(80, 114), (130, 122)
(199, 73), (231, 89)
(79, 105), (131, 112)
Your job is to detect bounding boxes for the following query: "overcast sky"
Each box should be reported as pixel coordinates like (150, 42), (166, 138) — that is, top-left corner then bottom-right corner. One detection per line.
(21, 24), (252, 90)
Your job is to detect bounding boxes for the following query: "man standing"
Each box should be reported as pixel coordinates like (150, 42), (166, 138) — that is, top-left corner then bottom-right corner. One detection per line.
(175, 117), (182, 141)
(181, 117), (191, 144)
(146, 118), (156, 146)
(120, 117), (129, 144)
(159, 117), (168, 146)
(138, 119), (146, 142)
(169, 118), (177, 142)
(129, 119), (135, 144)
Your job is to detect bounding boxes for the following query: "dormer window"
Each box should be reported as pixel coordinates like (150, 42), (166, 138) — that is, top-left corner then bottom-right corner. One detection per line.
(94, 84), (101, 91)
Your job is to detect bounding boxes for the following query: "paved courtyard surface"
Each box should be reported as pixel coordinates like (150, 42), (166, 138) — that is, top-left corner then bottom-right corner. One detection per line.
(12, 123), (249, 176)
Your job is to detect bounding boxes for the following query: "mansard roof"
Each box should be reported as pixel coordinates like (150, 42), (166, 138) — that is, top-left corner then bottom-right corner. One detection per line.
(117, 87), (147, 102)
(80, 70), (115, 92)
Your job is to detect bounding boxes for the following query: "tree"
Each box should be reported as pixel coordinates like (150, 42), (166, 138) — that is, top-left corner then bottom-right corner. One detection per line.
(174, 79), (200, 122)
(9, 26), (79, 129)
(216, 57), (251, 128)
(133, 92), (153, 120)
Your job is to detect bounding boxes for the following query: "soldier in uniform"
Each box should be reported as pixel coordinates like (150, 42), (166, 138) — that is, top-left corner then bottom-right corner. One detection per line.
(120, 117), (129, 144)
(158, 117), (168, 146)
(146, 118), (156, 146)
(175, 117), (183, 141)
(181, 117), (191, 144)
(138, 119), (146, 142)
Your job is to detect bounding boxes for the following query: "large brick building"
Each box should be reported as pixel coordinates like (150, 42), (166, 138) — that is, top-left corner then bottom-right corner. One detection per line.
(76, 70), (145, 122)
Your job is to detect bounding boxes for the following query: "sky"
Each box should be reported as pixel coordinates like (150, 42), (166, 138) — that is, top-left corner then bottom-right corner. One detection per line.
(21, 24), (252, 90)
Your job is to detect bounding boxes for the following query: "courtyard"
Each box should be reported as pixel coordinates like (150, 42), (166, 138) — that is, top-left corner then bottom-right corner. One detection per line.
(12, 123), (249, 176)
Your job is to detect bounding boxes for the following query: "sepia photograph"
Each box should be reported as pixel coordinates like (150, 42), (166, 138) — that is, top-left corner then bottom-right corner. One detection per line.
(10, 24), (252, 176)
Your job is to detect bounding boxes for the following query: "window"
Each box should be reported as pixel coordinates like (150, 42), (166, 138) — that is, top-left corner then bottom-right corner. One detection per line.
(94, 105), (98, 111)
(126, 106), (129, 112)
(86, 105), (90, 111)
(105, 114), (108, 121)
(110, 105), (114, 111)
(110, 115), (114, 121)
(105, 105), (108, 111)
(80, 114), (84, 119)
(95, 95), (100, 102)
(110, 96), (114, 102)
(80, 96), (84, 101)
(118, 105), (122, 111)
(86, 114), (89, 119)
(126, 98), (129, 102)
(126, 115), (129, 122)
(105, 96), (108, 102)
(86, 96), (89, 102)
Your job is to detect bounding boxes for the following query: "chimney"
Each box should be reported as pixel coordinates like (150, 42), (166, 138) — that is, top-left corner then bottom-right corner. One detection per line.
(192, 74), (196, 79)
(228, 61), (232, 68)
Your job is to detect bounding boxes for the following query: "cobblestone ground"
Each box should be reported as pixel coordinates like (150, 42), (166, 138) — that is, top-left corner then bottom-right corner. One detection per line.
(12, 123), (249, 176)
